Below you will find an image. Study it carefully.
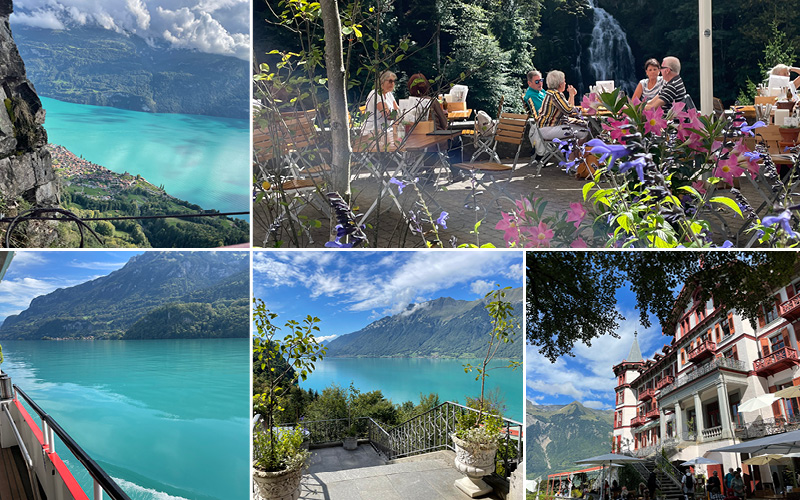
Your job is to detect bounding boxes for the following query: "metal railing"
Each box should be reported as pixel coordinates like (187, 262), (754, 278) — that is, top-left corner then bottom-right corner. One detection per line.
(2, 404), (41, 500)
(293, 401), (523, 479)
(660, 357), (748, 394)
(654, 452), (684, 488)
(734, 414), (800, 439)
(15, 385), (131, 500)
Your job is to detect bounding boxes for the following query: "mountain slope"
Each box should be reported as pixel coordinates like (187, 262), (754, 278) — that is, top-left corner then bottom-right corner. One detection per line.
(324, 288), (522, 358)
(0, 252), (248, 340)
(526, 400), (614, 480)
(13, 25), (248, 119)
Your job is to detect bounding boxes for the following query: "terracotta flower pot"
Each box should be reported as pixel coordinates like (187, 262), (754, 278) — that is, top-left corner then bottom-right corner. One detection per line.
(779, 127), (800, 144)
(451, 433), (498, 498)
(253, 463), (303, 500)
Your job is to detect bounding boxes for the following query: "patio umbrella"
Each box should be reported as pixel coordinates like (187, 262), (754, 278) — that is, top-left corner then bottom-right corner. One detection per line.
(710, 429), (800, 455)
(682, 457), (720, 466)
(738, 394), (779, 412)
(743, 454), (791, 466)
(575, 454), (643, 500)
(775, 387), (800, 399)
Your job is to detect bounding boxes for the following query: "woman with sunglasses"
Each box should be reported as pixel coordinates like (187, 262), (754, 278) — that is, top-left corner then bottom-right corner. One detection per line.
(524, 70), (546, 113)
(631, 58), (664, 103)
(362, 70), (400, 136)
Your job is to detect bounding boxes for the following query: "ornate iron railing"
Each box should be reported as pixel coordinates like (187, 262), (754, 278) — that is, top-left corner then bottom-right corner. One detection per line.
(734, 414), (800, 439)
(661, 357), (748, 395)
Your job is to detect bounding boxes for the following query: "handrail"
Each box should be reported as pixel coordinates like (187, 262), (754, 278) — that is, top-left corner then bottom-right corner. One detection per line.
(2, 403), (41, 500)
(15, 385), (132, 500)
(654, 453), (683, 488)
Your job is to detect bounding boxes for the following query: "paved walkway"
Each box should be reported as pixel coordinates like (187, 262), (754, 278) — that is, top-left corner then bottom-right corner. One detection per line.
(253, 145), (773, 248)
(297, 445), (503, 500)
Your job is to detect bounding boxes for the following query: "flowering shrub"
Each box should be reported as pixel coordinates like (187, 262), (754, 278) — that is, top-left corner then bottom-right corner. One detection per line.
(496, 89), (800, 248)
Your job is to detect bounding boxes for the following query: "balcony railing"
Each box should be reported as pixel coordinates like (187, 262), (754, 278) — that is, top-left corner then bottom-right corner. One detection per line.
(688, 339), (717, 363)
(645, 407), (659, 419)
(656, 376), (674, 390)
(734, 414), (800, 440)
(754, 347), (800, 376)
(638, 387), (655, 401)
(661, 357), (748, 395)
(780, 292), (800, 321)
(631, 415), (647, 427)
(701, 425), (723, 440)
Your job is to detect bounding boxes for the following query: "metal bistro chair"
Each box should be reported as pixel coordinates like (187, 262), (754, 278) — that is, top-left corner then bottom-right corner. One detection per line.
(451, 106), (528, 207)
(525, 97), (569, 176)
(470, 96), (504, 163)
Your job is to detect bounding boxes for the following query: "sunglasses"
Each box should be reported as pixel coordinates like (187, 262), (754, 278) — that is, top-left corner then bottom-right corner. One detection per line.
(660, 66), (669, 70)
(387, 79), (397, 83)
(533, 79), (544, 84)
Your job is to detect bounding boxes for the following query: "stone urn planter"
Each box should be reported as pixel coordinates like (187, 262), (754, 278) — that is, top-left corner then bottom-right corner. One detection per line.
(451, 433), (498, 498)
(252, 464), (304, 500)
(343, 436), (358, 450)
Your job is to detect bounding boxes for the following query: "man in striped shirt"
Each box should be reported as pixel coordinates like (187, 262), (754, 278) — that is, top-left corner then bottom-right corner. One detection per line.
(536, 70), (589, 141)
(645, 56), (686, 112)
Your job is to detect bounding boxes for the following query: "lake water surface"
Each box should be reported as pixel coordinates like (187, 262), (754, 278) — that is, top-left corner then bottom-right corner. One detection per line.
(40, 96), (249, 217)
(301, 357), (523, 422)
(0, 339), (249, 500)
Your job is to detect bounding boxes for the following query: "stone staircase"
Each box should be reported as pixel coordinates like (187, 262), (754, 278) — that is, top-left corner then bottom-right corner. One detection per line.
(629, 457), (684, 500)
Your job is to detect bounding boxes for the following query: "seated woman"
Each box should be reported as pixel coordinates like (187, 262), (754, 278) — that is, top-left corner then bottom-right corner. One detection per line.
(632, 58), (664, 103)
(362, 70), (399, 136)
(770, 64), (800, 89)
(407, 73), (463, 180)
(536, 70), (590, 142)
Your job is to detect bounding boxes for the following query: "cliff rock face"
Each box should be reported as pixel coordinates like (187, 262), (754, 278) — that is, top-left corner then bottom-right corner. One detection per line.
(0, 0), (58, 207)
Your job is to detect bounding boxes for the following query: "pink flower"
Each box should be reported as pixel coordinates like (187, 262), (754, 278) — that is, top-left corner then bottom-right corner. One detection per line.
(495, 212), (522, 247)
(527, 221), (554, 247)
(643, 107), (667, 135)
(691, 180), (707, 195)
(602, 117), (631, 143)
(514, 197), (533, 214)
(566, 202), (587, 229)
(569, 237), (588, 248)
(581, 94), (598, 115)
(676, 108), (704, 142)
(713, 154), (745, 186)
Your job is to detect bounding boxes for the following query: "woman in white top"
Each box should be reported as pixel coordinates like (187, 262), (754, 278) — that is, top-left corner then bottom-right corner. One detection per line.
(770, 64), (800, 89)
(362, 70), (399, 135)
(632, 58), (664, 103)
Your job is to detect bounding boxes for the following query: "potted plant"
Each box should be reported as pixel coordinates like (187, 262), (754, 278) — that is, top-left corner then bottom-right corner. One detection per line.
(452, 286), (520, 497)
(252, 299), (326, 500)
(779, 124), (800, 144)
(343, 424), (358, 451)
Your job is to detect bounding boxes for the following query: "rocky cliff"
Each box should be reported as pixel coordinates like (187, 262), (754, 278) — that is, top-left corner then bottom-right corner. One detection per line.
(0, 0), (58, 235)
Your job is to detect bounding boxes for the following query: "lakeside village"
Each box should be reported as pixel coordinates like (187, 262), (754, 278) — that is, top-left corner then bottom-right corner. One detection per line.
(49, 144), (170, 201)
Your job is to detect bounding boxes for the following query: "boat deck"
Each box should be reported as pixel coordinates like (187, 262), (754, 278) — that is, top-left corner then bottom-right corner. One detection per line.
(0, 445), (34, 499)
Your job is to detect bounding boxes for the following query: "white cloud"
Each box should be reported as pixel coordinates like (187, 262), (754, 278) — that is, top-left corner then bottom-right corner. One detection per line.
(583, 400), (610, 410)
(11, 0), (249, 59)
(470, 280), (494, 297)
(68, 260), (129, 270)
(316, 334), (338, 343)
(6, 252), (47, 268)
(525, 311), (664, 406)
(0, 277), (89, 321)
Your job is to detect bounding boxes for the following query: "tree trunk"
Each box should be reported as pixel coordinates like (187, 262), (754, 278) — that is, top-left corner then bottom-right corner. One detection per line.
(319, 0), (352, 198)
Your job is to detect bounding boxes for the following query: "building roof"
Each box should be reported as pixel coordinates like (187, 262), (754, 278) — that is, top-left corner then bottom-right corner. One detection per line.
(627, 333), (643, 363)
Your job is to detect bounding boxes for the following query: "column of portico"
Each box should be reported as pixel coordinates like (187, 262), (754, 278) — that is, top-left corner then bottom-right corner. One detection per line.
(674, 402), (683, 441)
(717, 382), (733, 439)
(660, 407), (667, 443)
(694, 392), (706, 441)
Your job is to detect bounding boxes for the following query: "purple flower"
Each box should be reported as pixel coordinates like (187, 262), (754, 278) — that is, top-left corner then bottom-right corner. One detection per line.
(618, 157), (647, 182)
(743, 151), (760, 161)
(586, 138), (631, 165)
(762, 210), (800, 238)
(436, 211), (449, 229)
(740, 120), (766, 136)
(720, 240), (734, 248)
(389, 177), (408, 194)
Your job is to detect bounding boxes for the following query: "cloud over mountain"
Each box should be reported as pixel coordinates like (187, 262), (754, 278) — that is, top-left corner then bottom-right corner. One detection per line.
(11, 0), (248, 59)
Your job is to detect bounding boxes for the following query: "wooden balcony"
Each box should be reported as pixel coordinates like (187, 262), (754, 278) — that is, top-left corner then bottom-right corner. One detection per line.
(688, 339), (716, 363)
(656, 376), (674, 390)
(638, 388), (655, 401)
(645, 407), (660, 419)
(631, 415), (647, 427)
(780, 293), (800, 321)
(754, 346), (800, 376)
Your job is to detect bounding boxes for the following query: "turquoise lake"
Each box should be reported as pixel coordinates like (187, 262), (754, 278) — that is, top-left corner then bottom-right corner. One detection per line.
(0, 339), (249, 500)
(300, 357), (524, 422)
(39, 96), (249, 217)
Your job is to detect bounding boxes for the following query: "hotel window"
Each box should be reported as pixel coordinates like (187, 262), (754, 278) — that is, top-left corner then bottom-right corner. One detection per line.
(721, 316), (733, 338)
(771, 333), (787, 352)
(763, 295), (780, 324)
(723, 345), (739, 360)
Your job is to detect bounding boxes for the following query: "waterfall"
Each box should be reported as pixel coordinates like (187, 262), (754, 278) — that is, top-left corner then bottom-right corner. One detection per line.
(586, 0), (637, 95)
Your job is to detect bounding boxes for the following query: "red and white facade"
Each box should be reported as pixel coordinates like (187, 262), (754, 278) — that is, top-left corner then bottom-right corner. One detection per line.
(612, 277), (800, 479)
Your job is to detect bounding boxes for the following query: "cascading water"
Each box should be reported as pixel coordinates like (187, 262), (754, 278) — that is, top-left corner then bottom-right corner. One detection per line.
(586, 0), (637, 95)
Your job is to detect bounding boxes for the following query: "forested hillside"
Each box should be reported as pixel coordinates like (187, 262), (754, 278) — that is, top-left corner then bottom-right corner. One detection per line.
(0, 252), (249, 340)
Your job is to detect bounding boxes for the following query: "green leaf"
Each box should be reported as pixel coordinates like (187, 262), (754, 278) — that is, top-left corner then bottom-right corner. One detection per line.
(582, 181), (595, 201)
(710, 196), (743, 217)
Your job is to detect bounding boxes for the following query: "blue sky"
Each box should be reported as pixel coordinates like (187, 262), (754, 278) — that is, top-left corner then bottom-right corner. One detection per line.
(526, 283), (666, 410)
(0, 251), (142, 322)
(252, 251), (523, 342)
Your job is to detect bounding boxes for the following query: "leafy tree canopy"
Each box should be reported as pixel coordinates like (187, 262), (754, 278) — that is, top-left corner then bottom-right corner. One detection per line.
(526, 252), (800, 362)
